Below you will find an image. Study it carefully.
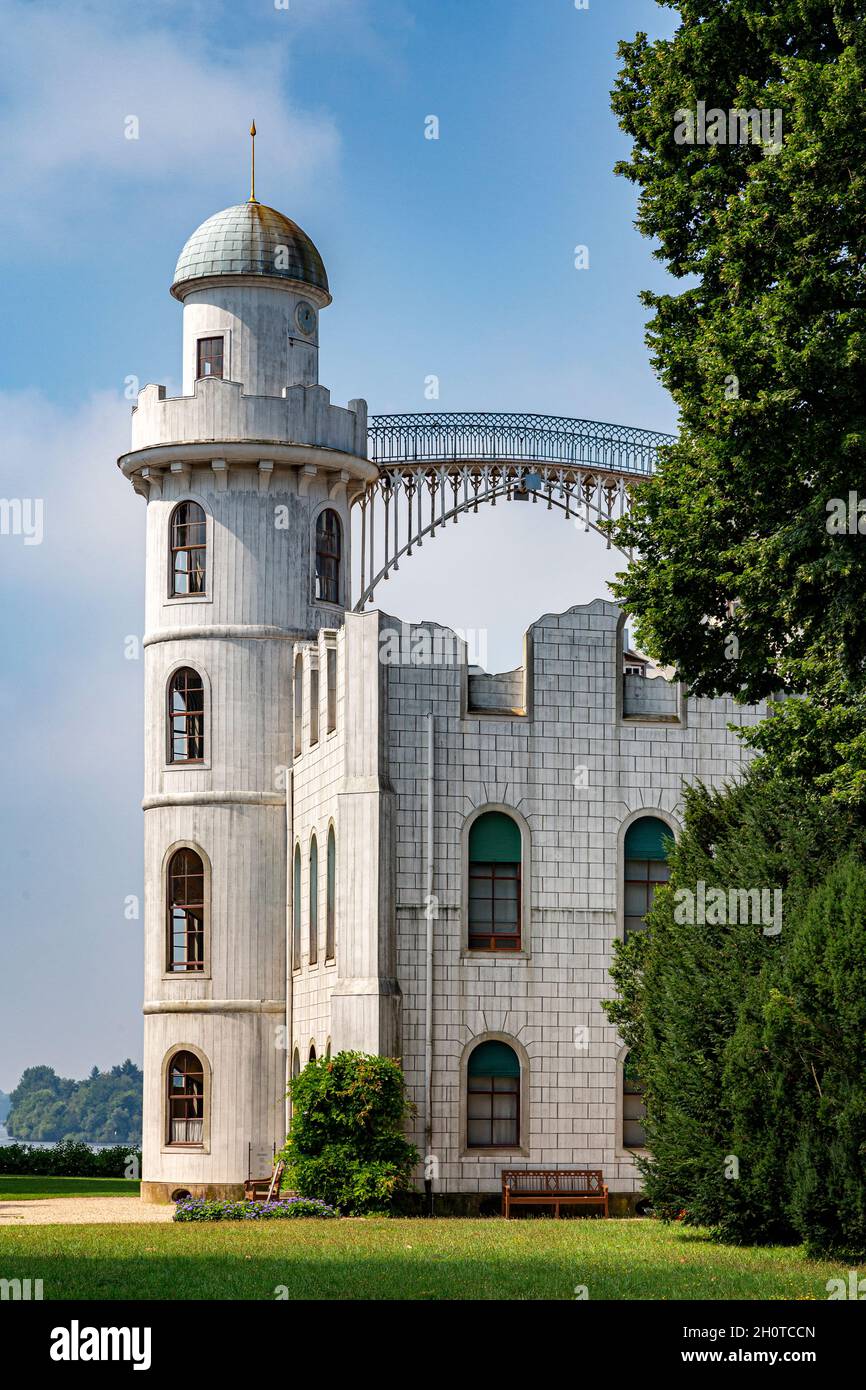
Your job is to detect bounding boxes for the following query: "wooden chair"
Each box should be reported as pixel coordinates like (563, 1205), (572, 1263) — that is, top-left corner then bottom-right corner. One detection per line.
(244, 1159), (285, 1203)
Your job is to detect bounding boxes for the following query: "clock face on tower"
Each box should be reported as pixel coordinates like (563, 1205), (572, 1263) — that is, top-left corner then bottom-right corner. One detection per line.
(295, 301), (316, 337)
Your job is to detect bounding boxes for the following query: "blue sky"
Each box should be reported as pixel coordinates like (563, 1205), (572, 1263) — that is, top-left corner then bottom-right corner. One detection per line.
(0, 0), (678, 1091)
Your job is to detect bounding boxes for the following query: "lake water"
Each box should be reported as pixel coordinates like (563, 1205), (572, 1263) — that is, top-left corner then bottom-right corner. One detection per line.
(0, 1124), (128, 1151)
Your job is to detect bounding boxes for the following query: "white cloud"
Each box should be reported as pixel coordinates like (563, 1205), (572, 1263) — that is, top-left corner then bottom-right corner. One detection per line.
(0, 0), (340, 238)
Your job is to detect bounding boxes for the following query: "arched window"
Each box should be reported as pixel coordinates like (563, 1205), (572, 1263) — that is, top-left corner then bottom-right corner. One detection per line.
(294, 654), (303, 757)
(170, 501), (206, 596)
(309, 1043), (317, 1063)
(468, 811), (521, 951)
(623, 1052), (647, 1149)
(624, 816), (672, 938)
(326, 826), (336, 961)
(309, 835), (318, 965)
(292, 1048), (301, 1079)
(325, 1039), (332, 1060)
(314, 509), (342, 605)
(167, 1050), (204, 1146)
(168, 667), (205, 763)
(292, 844), (301, 971)
(467, 1041), (520, 1148)
(167, 848), (205, 972)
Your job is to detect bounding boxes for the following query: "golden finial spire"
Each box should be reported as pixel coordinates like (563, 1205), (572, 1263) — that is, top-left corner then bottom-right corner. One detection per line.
(249, 120), (258, 203)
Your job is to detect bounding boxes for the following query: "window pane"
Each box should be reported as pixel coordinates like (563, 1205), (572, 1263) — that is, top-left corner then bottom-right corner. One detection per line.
(467, 1119), (490, 1146)
(624, 858), (648, 880)
(624, 883), (649, 915)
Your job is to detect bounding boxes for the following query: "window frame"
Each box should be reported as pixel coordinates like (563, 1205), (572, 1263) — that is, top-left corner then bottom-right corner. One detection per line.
(293, 653), (304, 758)
(461, 805), (531, 958)
(292, 842), (302, 972)
(162, 1045), (210, 1153)
(312, 507), (343, 608)
(309, 663), (319, 746)
(325, 643), (337, 734)
(308, 834), (318, 966)
(166, 665), (207, 766)
(167, 498), (210, 603)
(617, 810), (678, 944)
(459, 1033), (529, 1158)
(162, 842), (211, 979)
(195, 334), (225, 381)
(325, 824), (336, 962)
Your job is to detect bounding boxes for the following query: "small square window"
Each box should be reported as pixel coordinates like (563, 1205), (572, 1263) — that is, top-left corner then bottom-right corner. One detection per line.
(196, 337), (224, 379)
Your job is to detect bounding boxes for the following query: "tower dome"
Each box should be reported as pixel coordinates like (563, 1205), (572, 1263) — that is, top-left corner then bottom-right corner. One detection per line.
(170, 202), (330, 302)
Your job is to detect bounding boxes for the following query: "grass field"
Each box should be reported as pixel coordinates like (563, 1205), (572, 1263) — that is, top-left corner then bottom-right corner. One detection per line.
(0, 1176), (141, 1201)
(0, 1217), (854, 1300)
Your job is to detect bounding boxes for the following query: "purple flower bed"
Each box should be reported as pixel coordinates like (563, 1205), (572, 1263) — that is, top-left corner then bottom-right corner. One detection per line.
(173, 1196), (337, 1222)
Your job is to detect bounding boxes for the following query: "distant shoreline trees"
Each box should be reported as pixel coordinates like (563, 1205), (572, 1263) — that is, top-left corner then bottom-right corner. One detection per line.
(5, 1061), (142, 1145)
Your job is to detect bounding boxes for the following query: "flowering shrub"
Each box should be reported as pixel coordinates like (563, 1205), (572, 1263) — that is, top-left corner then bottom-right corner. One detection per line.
(278, 1052), (418, 1215)
(173, 1196), (336, 1222)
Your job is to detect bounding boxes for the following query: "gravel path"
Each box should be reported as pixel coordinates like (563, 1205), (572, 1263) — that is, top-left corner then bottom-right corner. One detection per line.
(0, 1197), (175, 1226)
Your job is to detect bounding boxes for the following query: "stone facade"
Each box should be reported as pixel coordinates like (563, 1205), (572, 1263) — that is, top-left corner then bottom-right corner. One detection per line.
(288, 603), (763, 1199)
(124, 194), (763, 1203)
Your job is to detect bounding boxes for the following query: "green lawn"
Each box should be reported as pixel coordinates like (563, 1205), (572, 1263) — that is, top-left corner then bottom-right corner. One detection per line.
(0, 1217), (855, 1299)
(0, 1176), (140, 1201)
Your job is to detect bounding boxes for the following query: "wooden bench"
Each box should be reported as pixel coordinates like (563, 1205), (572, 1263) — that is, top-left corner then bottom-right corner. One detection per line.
(244, 1159), (285, 1203)
(501, 1169), (608, 1219)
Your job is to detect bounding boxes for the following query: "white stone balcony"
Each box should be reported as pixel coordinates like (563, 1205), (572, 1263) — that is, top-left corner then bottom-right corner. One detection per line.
(121, 377), (371, 479)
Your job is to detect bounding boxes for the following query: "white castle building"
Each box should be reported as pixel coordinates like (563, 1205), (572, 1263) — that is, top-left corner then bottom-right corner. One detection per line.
(120, 164), (761, 1208)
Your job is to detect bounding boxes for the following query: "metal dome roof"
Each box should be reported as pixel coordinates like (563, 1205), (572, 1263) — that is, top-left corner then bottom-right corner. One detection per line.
(171, 202), (329, 299)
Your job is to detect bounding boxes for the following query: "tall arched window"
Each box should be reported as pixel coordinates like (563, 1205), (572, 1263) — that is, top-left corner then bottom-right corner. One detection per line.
(623, 1052), (647, 1149)
(168, 667), (205, 763)
(326, 826), (336, 961)
(467, 1041), (520, 1148)
(292, 844), (301, 971)
(294, 654), (303, 757)
(314, 509), (342, 605)
(167, 1050), (204, 1145)
(468, 811), (521, 951)
(624, 816), (672, 939)
(309, 835), (318, 965)
(170, 501), (206, 596)
(167, 848), (205, 972)
(292, 1048), (301, 1079)
(309, 1043), (317, 1063)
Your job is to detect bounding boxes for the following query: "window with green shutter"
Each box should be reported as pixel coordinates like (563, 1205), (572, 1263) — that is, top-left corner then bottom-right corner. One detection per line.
(623, 816), (672, 939)
(467, 1041), (520, 1147)
(468, 812), (522, 951)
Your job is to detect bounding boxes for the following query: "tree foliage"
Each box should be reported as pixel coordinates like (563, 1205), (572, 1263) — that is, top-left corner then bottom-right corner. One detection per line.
(6, 1060), (142, 1145)
(608, 1), (866, 795)
(605, 772), (866, 1254)
(278, 1052), (418, 1215)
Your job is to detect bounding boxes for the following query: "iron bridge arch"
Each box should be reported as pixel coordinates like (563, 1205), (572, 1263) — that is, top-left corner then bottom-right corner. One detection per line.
(353, 411), (674, 610)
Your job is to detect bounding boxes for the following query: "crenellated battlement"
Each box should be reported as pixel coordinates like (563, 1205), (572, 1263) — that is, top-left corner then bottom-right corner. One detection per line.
(125, 377), (369, 464)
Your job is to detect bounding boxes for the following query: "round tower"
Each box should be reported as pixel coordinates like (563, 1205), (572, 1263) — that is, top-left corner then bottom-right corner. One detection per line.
(120, 148), (372, 1201)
